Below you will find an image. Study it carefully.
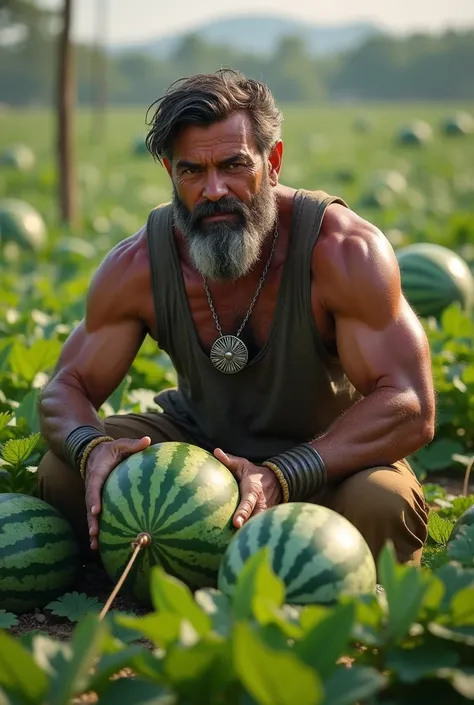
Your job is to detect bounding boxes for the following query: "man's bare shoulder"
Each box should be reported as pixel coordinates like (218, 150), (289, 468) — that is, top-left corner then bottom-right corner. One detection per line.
(314, 203), (401, 317)
(86, 226), (151, 324)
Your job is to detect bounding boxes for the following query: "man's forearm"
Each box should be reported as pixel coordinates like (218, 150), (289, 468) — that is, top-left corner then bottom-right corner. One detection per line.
(38, 376), (106, 460)
(310, 387), (434, 480)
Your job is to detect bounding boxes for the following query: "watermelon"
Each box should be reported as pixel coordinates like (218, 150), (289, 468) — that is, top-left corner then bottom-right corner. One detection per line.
(0, 493), (81, 613)
(448, 503), (474, 544)
(0, 144), (35, 171)
(396, 121), (432, 146)
(98, 442), (239, 603)
(218, 503), (377, 605)
(0, 198), (47, 251)
(396, 243), (474, 318)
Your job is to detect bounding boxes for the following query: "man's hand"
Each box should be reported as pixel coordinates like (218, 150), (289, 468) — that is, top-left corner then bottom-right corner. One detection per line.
(85, 435), (151, 549)
(214, 448), (282, 528)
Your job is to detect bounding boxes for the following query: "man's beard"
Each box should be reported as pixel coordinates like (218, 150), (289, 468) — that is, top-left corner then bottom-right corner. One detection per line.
(171, 173), (277, 281)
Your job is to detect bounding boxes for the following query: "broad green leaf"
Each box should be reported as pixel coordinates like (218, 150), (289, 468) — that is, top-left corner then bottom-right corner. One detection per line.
(194, 587), (233, 637)
(150, 567), (211, 636)
(0, 630), (48, 703)
(107, 611), (143, 643)
(349, 595), (383, 647)
(10, 339), (61, 383)
(232, 548), (285, 621)
(427, 512), (455, 546)
(447, 525), (474, 567)
(43, 613), (106, 704)
(450, 586), (474, 625)
(105, 374), (131, 414)
(1, 434), (41, 467)
(164, 640), (224, 690)
(0, 610), (18, 629)
(436, 563), (474, 612)
(378, 543), (429, 643)
(45, 592), (103, 622)
(0, 412), (13, 434)
(116, 612), (182, 649)
(94, 678), (176, 705)
(86, 645), (148, 694)
(0, 344), (13, 374)
(416, 439), (465, 471)
(293, 601), (355, 678)
(15, 389), (40, 434)
(441, 305), (474, 339)
(321, 665), (386, 705)
(386, 643), (459, 683)
(233, 622), (322, 705)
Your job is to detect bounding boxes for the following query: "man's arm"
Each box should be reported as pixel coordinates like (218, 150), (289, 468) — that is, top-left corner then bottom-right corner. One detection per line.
(39, 234), (148, 459)
(308, 208), (435, 477)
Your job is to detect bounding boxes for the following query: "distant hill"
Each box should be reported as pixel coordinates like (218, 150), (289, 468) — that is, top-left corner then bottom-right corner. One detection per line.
(109, 14), (381, 58)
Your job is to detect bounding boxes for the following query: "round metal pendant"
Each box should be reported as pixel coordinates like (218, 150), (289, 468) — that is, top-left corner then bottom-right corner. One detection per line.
(210, 335), (249, 374)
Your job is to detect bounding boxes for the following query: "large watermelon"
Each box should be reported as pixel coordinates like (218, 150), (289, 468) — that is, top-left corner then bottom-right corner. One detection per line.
(99, 442), (239, 603)
(396, 243), (474, 318)
(218, 503), (377, 605)
(448, 503), (474, 544)
(0, 493), (81, 613)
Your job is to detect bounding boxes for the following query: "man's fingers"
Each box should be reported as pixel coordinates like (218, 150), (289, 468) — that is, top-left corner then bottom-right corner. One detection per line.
(214, 448), (245, 479)
(114, 435), (152, 455)
(233, 481), (261, 528)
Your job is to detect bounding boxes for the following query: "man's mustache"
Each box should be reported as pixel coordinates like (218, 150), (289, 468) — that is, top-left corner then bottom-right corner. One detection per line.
(188, 198), (247, 227)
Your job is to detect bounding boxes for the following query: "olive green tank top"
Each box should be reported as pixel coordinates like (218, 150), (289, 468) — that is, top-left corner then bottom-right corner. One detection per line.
(146, 189), (361, 464)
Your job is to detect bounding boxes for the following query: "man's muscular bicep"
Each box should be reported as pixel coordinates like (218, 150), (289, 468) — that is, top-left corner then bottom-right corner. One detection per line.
(49, 239), (148, 409)
(322, 222), (435, 419)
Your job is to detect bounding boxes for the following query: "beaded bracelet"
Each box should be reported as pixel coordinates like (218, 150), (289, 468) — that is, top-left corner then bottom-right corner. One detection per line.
(262, 443), (327, 502)
(79, 436), (114, 480)
(64, 425), (106, 471)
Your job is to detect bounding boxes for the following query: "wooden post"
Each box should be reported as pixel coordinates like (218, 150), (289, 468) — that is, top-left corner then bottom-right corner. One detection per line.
(57, 0), (78, 227)
(90, 0), (108, 144)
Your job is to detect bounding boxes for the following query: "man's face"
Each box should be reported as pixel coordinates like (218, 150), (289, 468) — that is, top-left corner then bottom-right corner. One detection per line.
(166, 111), (281, 281)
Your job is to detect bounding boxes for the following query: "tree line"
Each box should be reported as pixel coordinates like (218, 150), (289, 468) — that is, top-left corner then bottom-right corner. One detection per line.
(1, 0), (473, 106)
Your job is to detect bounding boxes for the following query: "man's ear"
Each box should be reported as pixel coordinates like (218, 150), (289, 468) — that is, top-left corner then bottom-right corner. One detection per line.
(268, 140), (283, 186)
(163, 157), (173, 179)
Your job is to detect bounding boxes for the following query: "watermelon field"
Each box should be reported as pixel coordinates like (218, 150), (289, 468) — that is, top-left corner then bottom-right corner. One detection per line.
(1, 103), (474, 704)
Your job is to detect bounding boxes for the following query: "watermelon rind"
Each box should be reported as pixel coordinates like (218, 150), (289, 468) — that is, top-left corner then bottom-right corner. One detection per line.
(0, 198), (47, 251)
(98, 442), (239, 603)
(217, 502), (377, 605)
(396, 243), (474, 318)
(0, 493), (81, 613)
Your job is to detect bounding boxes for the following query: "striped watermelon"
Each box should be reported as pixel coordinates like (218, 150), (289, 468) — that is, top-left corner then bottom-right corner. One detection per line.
(396, 243), (474, 319)
(98, 442), (239, 603)
(218, 503), (377, 605)
(0, 493), (80, 613)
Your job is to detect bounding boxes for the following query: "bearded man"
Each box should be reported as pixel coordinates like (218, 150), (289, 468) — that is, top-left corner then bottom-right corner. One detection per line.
(37, 69), (435, 568)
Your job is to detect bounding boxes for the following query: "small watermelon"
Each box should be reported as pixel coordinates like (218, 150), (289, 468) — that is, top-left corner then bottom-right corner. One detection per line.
(0, 198), (47, 251)
(218, 503), (377, 605)
(0, 493), (81, 613)
(448, 503), (474, 544)
(396, 243), (474, 318)
(0, 144), (35, 171)
(99, 442), (239, 603)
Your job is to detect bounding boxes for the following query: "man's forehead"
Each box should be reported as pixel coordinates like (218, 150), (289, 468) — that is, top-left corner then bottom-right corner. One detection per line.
(173, 112), (257, 157)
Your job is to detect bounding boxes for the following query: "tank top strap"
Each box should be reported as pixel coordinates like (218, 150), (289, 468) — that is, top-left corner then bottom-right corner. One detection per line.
(146, 201), (175, 349)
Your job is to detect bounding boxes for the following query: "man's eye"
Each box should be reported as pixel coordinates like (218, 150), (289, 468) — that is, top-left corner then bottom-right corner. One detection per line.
(228, 162), (244, 170)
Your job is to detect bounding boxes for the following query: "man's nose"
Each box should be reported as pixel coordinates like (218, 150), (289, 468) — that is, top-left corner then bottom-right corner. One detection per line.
(202, 171), (229, 201)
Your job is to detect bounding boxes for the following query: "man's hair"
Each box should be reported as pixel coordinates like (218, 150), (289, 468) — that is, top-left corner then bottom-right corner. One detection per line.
(145, 69), (283, 163)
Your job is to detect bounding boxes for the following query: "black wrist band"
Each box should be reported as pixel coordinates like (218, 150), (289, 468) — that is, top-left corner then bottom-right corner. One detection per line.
(63, 425), (106, 470)
(263, 443), (327, 501)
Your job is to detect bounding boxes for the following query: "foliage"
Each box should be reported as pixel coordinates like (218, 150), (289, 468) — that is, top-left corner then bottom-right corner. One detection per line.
(1, 539), (474, 704)
(45, 592), (103, 623)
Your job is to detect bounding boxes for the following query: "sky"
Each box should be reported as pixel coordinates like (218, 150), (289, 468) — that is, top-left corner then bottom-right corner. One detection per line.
(41, 0), (474, 46)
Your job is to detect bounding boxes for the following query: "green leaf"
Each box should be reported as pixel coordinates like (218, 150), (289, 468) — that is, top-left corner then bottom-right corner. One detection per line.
(450, 586), (474, 626)
(416, 439), (465, 471)
(45, 592), (103, 622)
(233, 622), (323, 705)
(0, 630), (48, 703)
(0, 412), (13, 435)
(0, 610), (18, 629)
(428, 512), (455, 546)
(293, 602), (355, 678)
(0, 343), (13, 374)
(232, 548), (285, 621)
(438, 668), (474, 699)
(386, 643), (459, 683)
(441, 305), (474, 338)
(10, 339), (61, 383)
(1, 434), (41, 467)
(87, 645), (148, 694)
(378, 543), (430, 642)
(194, 588), (233, 637)
(39, 614), (106, 704)
(92, 678), (176, 705)
(447, 525), (474, 567)
(116, 613), (182, 649)
(105, 374), (132, 414)
(15, 389), (40, 434)
(321, 665), (386, 705)
(150, 566), (211, 637)
(107, 611), (143, 643)
(436, 563), (474, 612)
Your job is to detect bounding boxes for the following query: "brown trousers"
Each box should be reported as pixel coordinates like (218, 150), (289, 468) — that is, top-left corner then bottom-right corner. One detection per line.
(37, 411), (429, 567)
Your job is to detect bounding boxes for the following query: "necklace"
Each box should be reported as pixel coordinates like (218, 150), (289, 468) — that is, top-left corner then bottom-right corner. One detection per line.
(203, 222), (280, 374)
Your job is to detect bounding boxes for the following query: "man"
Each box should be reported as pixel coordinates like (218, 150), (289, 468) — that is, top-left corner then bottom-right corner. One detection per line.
(37, 69), (434, 568)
